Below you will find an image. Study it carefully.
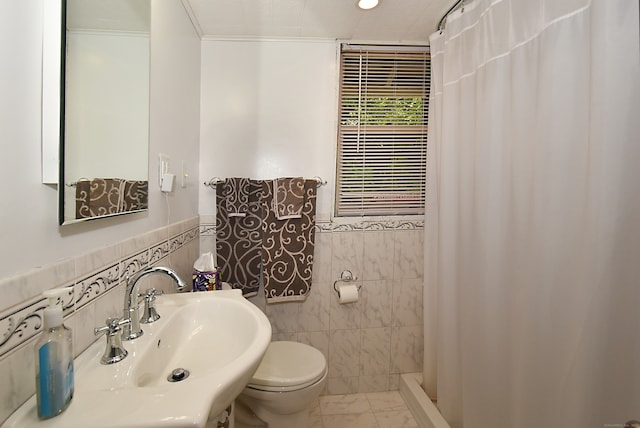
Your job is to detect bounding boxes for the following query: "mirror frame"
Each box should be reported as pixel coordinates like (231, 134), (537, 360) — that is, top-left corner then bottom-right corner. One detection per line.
(58, 0), (67, 225)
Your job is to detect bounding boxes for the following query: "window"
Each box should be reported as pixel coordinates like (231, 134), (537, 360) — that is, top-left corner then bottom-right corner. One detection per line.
(336, 44), (430, 217)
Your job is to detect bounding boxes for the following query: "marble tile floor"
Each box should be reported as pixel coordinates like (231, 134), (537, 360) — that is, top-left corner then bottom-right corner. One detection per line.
(309, 391), (418, 428)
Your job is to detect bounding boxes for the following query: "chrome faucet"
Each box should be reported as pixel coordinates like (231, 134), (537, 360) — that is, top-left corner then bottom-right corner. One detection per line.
(122, 266), (187, 341)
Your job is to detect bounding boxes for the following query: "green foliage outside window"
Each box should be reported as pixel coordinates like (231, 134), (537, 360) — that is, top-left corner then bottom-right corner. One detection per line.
(341, 97), (425, 126)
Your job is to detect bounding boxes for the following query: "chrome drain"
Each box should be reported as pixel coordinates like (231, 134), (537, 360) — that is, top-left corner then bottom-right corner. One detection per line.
(167, 368), (190, 382)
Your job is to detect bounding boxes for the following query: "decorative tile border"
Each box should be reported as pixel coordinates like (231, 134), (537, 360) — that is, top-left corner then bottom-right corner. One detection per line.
(199, 219), (423, 237)
(0, 226), (200, 359)
(183, 226), (199, 242)
(0, 297), (47, 357)
(200, 223), (216, 237)
(168, 233), (186, 253)
(316, 219), (424, 232)
(149, 241), (170, 265)
(122, 249), (151, 280)
(74, 263), (121, 310)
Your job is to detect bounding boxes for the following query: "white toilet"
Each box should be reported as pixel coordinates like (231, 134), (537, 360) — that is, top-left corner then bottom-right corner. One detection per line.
(235, 341), (327, 428)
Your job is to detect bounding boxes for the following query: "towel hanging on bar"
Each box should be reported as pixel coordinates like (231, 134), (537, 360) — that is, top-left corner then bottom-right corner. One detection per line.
(260, 179), (317, 303)
(215, 179), (263, 297)
(221, 177), (250, 218)
(272, 177), (305, 220)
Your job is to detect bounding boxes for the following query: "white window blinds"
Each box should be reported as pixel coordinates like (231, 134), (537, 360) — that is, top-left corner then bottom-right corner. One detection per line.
(336, 44), (430, 217)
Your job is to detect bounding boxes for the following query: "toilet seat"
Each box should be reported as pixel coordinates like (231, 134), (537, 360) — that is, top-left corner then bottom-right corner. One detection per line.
(247, 341), (327, 392)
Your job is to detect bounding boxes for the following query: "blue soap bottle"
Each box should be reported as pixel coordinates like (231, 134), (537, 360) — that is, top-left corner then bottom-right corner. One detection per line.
(35, 287), (74, 419)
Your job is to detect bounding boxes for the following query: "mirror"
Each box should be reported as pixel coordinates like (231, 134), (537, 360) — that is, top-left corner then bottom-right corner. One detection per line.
(59, 0), (151, 225)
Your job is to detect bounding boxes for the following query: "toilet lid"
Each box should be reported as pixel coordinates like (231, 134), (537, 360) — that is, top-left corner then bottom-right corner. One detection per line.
(249, 341), (327, 388)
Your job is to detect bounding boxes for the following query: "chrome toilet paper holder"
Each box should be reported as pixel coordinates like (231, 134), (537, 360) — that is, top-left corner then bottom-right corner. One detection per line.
(333, 270), (361, 294)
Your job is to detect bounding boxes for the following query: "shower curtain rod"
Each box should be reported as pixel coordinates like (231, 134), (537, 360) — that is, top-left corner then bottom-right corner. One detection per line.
(437, 0), (465, 32)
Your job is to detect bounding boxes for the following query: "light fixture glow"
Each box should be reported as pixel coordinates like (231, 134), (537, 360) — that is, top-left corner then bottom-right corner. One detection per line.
(358, 0), (379, 10)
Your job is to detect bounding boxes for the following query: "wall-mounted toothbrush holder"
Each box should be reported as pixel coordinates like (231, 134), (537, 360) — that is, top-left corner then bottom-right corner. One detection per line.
(333, 270), (361, 304)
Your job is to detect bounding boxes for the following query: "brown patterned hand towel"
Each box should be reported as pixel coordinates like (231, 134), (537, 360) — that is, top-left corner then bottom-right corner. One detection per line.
(261, 179), (317, 303)
(222, 177), (250, 217)
(216, 179), (263, 297)
(272, 177), (305, 220)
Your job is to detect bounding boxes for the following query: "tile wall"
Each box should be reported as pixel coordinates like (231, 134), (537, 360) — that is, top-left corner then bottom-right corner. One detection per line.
(0, 216), (200, 424)
(200, 217), (425, 394)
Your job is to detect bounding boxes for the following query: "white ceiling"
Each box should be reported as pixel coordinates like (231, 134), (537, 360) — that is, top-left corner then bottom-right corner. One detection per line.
(184, 0), (454, 43)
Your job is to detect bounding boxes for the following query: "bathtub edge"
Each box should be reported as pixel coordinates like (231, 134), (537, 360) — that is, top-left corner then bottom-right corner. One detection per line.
(400, 373), (451, 428)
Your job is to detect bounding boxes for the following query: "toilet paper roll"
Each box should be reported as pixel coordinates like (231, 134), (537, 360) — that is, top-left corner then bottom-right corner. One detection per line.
(337, 284), (359, 304)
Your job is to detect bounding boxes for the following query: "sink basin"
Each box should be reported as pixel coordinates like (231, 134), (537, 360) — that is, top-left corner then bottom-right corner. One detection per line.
(2, 289), (271, 428)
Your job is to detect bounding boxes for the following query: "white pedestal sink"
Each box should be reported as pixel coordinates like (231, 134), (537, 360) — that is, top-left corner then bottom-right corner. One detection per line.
(2, 289), (271, 428)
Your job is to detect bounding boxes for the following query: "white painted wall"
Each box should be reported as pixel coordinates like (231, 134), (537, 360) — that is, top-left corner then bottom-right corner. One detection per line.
(199, 39), (339, 220)
(0, 0), (201, 279)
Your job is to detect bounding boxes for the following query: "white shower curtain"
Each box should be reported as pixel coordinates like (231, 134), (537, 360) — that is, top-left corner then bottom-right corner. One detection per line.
(424, 0), (640, 427)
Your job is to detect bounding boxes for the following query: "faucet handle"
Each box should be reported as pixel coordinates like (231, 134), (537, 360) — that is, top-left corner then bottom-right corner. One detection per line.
(141, 287), (163, 298)
(94, 317), (130, 336)
(140, 288), (162, 324)
(94, 317), (131, 364)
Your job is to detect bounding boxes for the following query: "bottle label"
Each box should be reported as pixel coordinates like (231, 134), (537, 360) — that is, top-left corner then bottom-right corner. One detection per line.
(36, 340), (73, 419)
(37, 343), (57, 419)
